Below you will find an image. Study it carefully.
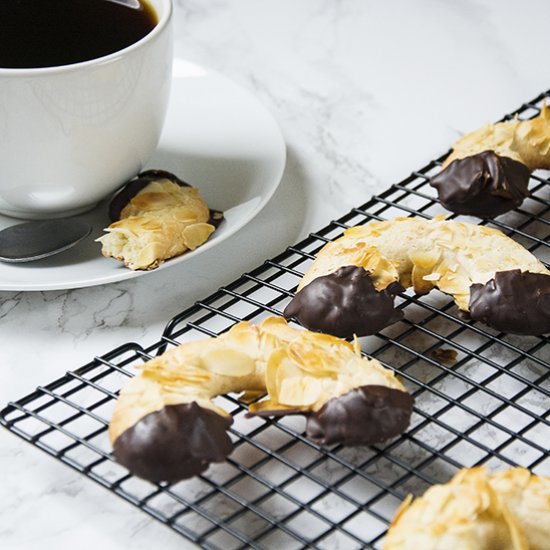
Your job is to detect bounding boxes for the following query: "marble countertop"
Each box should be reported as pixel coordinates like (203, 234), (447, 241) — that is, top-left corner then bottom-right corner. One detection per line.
(2, 0), (550, 548)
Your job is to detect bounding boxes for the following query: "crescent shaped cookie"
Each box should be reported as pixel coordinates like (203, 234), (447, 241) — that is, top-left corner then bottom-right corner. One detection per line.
(109, 317), (413, 483)
(430, 105), (550, 217)
(384, 467), (550, 550)
(97, 170), (222, 270)
(284, 216), (550, 336)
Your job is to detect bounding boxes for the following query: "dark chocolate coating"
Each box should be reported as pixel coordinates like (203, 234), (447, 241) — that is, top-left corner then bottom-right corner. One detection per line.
(430, 151), (530, 217)
(113, 402), (234, 483)
(108, 169), (191, 222)
(468, 269), (550, 335)
(283, 265), (403, 338)
(306, 385), (414, 446)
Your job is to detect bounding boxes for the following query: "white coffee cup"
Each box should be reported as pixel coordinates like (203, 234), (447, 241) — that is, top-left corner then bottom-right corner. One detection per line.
(0, 0), (173, 219)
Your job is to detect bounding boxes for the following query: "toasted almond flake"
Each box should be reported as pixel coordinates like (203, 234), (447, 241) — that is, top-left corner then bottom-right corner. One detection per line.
(239, 390), (266, 404)
(265, 348), (288, 397)
(278, 376), (322, 406)
(182, 222), (215, 250)
(201, 347), (255, 377)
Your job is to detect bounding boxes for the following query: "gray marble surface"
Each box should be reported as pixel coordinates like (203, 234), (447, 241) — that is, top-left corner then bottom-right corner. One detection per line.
(2, 0), (550, 548)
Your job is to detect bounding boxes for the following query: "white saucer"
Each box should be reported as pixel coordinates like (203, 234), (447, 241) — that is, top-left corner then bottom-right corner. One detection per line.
(0, 59), (286, 291)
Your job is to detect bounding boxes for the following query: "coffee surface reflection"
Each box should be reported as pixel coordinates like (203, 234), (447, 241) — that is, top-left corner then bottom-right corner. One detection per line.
(0, 0), (157, 69)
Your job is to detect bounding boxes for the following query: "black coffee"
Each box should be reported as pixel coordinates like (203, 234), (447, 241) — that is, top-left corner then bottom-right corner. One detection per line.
(0, 0), (158, 69)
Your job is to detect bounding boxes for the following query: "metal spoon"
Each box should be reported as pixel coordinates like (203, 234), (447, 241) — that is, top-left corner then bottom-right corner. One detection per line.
(0, 219), (92, 263)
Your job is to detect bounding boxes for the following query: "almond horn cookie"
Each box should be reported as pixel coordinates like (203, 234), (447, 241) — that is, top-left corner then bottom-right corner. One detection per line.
(109, 317), (413, 483)
(430, 105), (550, 217)
(97, 170), (223, 270)
(283, 216), (550, 336)
(384, 467), (550, 550)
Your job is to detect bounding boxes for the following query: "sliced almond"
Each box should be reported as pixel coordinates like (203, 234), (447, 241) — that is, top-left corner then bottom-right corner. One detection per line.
(182, 223), (215, 250)
(409, 248), (441, 270)
(239, 390), (266, 404)
(438, 272), (470, 295)
(411, 265), (435, 295)
(248, 398), (306, 415)
(422, 272), (441, 281)
(278, 376), (322, 407)
(288, 343), (333, 376)
(265, 348), (289, 397)
(135, 242), (164, 269)
(275, 354), (303, 393)
(200, 347), (255, 377)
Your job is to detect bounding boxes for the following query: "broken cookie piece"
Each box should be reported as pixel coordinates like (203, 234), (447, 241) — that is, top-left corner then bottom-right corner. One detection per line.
(97, 170), (222, 270)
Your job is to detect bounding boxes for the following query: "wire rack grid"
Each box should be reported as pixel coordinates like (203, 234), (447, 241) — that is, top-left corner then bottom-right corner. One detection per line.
(1, 93), (549, 549)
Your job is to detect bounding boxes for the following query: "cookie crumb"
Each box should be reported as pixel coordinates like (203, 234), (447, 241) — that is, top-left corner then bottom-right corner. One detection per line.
(432, 348), (458, 364)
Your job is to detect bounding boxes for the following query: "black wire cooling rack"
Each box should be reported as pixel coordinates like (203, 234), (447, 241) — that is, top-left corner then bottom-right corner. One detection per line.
(2, 93), (550, 550)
